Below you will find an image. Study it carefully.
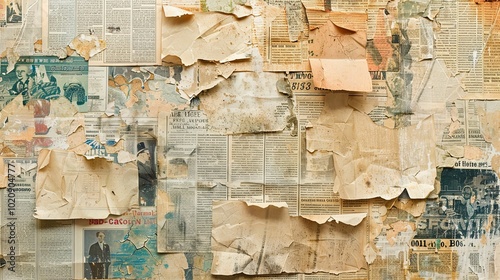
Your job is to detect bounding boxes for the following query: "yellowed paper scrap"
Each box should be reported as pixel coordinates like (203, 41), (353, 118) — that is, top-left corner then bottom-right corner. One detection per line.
(211, 200), (367, 275)
(67, 34), (106, 61)
(306, 93), (436, 200)
(310, 58), (372, 92)
(308, 20), (371, 92)
(35, 149), (138, 219)
(162, 12), (252, 66)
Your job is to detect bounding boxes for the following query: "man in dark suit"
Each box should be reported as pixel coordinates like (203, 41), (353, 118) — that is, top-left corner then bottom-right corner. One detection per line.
(137, 142), (156, 206)
(88, 231), (111, 279)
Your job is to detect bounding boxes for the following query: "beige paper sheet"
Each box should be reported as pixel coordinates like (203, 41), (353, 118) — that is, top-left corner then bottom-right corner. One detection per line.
(162, 12), (252, 66)
(35, 149), (138, 219)
(306, 93), (436, 200)
(211, 200), (367, 275)
(308, 20), (372, 92)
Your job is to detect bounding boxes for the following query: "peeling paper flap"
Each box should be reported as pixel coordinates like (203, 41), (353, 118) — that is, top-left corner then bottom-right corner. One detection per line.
(307, 18), (371, 92)
(306, 94), (436, 200)
(35, 149), (138, 219)
(310, 58), (373, 92)
(162, 13), (252, 66)
(301, 213), (366, 225)
(212, 200), (367, 275)
(310, 21), (366, 59)
(163, 5), (193, 17)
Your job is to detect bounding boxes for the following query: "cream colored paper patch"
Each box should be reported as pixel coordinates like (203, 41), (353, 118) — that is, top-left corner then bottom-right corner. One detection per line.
(162, 12), (252, 66)
(306, 93), (436, 200)
(211, 200), (367, 275)
(35, 149), (138, 219)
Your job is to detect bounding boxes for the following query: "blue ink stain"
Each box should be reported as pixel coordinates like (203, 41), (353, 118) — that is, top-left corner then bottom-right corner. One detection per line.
(164, 264), (169, 269)
(203, 259), (211, 271)
(165, 212), (174, 219)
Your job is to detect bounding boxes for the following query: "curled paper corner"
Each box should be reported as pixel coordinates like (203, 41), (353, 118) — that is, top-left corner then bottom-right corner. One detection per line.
(67, 34), (107, 61)
(163, 5), (193, 17)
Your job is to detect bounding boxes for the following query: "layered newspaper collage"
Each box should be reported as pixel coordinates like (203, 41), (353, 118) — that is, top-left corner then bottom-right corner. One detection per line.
(1, 0), (500, 279)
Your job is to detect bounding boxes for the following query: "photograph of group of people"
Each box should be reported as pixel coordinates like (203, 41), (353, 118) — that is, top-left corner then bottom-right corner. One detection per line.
(417, 168), (500, 239)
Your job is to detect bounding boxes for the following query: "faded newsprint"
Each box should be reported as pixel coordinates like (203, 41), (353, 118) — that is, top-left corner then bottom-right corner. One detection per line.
(410, 164), (500, 279)
(0, 159), (185, 279)
(156, 103), (377, 277)
(41, 0), (162, 65)
(0, 0), (42, 56)
(1, 158), (74, 280)
(156, 109), (300, 253)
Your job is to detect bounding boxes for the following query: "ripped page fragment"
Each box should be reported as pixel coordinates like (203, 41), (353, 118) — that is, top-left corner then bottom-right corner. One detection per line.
(310, 58), (372, 92)
(282, 0), (308, 42)
(162, 12), (252, 66)
(308, 20), (372, 92)
(107, 66), (189, 120)
(199, 72), (293, 134)
(176, 61), (239, 99)
(306, 93), (436, 200)
(203, 0), (252, 18)
(309, 20), (366, 60)
(253, 2), (310, 71)
(66, 34), (106, 61)
(35, 149), (138, 219)
(211, 200), (367, 275)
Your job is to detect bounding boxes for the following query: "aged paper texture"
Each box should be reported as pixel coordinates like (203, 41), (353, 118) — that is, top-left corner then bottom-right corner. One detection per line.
(306, 93), (436, 200)
(211, 200), (367, 275)
(35, 149), (138, 219)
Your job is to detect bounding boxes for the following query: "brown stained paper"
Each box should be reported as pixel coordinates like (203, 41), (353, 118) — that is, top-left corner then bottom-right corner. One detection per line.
(66, 34), (106, 61)
(308, 20), (372, 92)
(211, 200), (367, 275)
(35, 149), (138, 219)
(309, 21), (366, 60)
(176, 61), (239, 99)
(309, 58), (372, 92)
(162, 12), (252, 66)
(306, 93), (436, 200)
(199, 71), (292, 134)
